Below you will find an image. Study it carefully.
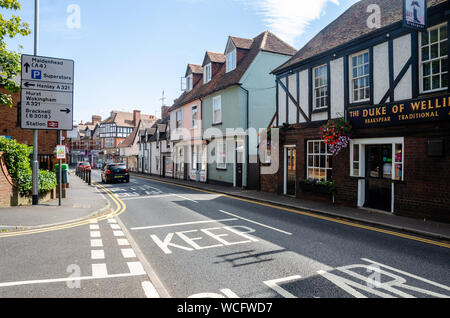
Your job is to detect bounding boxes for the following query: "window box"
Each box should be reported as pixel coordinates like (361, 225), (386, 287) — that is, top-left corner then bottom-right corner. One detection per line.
(299, 179), (337, 195)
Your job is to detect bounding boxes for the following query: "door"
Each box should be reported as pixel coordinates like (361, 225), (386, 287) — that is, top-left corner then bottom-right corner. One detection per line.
(365, 145), (392, 212)
(286, 148), (296, 196)
(236, 151), (243, 188)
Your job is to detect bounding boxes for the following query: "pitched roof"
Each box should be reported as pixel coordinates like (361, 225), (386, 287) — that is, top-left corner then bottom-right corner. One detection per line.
(229, 36), (254, 50)
(119, 119), (156, 148)
(203, 51), (226, 66)
(273, 0), (447, 74)
(170, 31), (296, 112)
(186, 64), (203, 77)
(101, 111), (155, 127)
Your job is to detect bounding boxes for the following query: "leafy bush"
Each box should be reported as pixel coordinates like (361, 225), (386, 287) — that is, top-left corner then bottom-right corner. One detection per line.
(0, 138), (56, 195)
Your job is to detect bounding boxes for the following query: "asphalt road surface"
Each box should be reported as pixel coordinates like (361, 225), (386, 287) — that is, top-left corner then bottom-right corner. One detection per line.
(0, 170), (449, 299)
(93, 171), (450, 298)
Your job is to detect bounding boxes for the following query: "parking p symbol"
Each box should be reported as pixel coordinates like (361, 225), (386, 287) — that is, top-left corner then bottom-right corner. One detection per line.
(31, 70), (42, 80)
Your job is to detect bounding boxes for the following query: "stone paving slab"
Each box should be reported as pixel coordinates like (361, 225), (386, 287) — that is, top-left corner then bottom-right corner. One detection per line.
(0, 172), (110, 229)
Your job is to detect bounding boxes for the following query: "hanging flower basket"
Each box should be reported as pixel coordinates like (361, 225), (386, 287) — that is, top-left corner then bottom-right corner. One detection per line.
(321, 119), (352, 156)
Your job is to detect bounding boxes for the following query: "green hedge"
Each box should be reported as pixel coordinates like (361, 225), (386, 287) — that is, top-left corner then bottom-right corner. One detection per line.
(0, 138), (56, 196)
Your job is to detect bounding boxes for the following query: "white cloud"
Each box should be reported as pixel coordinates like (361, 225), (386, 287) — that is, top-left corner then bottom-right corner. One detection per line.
(249, 0), (340, 45)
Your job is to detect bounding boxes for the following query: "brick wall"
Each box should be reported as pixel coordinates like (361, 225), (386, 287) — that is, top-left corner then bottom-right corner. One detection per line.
(260, 122), (450, 223)
(0, 87), (66, 154)
(0, 152), (16, 207)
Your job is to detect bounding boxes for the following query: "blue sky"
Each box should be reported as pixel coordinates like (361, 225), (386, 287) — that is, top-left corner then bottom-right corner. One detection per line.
(5, 0), (358, 124)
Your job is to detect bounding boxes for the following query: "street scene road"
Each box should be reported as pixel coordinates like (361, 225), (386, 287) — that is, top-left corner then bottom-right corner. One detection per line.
(1, 0), (449, 306)
(4, 170), (449, 299)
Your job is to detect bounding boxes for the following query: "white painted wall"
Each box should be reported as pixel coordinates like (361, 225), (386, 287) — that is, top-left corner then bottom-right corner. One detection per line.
(288, 73), (297, 124)
(373, 42), (390, 104)
(330, 57), (345, 119)
(299, 70), (309, 123)
(394, 34), (412, 101)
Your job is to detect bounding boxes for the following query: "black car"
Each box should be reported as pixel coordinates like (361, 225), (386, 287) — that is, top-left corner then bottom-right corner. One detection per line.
(101, 163), (130, 184)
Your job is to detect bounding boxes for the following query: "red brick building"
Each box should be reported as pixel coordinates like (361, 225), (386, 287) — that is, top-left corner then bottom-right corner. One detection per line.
(0, 87), (67, 171)
(262, 0), (449, 223)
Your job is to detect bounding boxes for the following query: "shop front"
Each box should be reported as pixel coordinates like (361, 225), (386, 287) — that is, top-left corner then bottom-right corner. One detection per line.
(347, 93), (450, 221)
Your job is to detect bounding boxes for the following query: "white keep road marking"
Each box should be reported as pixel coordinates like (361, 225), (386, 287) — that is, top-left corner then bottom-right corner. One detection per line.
(219, 210), (293, 236)
(131, 218), (238, 231)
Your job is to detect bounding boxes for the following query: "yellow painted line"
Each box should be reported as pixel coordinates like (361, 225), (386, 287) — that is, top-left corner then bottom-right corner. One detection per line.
(0, 183), (126, 238)
(132, 175), (450, 249)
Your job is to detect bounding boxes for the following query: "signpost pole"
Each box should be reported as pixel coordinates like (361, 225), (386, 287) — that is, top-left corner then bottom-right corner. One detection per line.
(58, 131), (62, 206)
(32, 0), (40, 206)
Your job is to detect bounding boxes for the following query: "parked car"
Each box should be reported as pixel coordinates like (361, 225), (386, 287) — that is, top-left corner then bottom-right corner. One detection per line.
(102, 163), (130, 184)
(76, 162), (91, 174)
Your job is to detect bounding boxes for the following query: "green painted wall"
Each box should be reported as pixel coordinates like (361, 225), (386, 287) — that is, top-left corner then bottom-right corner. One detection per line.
(202, 51), (293, 186)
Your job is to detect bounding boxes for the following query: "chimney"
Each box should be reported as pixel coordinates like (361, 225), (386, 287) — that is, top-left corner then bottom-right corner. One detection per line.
(133, 110), (141, 126)
(161, 106), (170, 119)
(92, 115), (102, 126)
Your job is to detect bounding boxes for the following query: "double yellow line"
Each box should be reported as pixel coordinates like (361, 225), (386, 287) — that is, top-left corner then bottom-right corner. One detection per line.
(0, 183), (127, 238)
(132, 175), (450, 249)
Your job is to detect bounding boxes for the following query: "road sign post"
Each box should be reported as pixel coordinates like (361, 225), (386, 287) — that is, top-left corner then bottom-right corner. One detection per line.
(20, 54), (74, 131)
(21, 51), (74, 206)
(32, 0), (39, 206)
(56, 142), (66, 206)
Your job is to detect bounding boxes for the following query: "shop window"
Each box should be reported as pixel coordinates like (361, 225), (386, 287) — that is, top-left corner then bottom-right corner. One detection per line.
(352, 144), (360, 177)
(393, 144), (403, 181)
(307, 140), (332, 181)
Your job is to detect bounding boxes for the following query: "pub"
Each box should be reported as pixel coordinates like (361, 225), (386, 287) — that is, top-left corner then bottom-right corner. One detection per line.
(261, 0), (449, 222)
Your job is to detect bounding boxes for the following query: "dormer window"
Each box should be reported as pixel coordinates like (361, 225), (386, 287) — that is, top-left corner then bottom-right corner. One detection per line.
(226, 49), (237, 72)
(186, 74), (193, 91)
(204, 63), (212, 84)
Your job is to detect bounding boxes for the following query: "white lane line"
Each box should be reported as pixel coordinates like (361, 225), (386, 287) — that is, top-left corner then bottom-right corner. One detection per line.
(142, 281), (160, 298)
(113, 231), (125, 237)
(91, 250), (105, 260)
(121, 248), (136, 259)
(110, 224), (121, 230)
(117, 238), (130, 246)
(171, 194), (198, 203)
(219, 210), (293, 236)
(127, 262), (146, 275)
(121, 194), (172, 201)
(91, 264), (108, 278)
(89, 219), (98, 224)
(362, 258), (450, 292)
(108, 219), (117, 224)
(131, 218), (238, 231)
(0, 272), (147, 288)
(264, 276), (302, 298)
(90, 231), (101, 238)
(91, 239), (103, 248)
(89, 225), (100, 230)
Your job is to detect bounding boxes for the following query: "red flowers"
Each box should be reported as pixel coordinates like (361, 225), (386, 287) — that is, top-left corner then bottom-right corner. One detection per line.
(321, 119), (352, 155)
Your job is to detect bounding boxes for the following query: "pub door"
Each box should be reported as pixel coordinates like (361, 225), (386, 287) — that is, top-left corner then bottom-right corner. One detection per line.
(364, 145), (392, 212)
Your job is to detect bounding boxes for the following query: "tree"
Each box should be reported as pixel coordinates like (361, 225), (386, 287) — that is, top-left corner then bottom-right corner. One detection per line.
(0, 0), (31, 107)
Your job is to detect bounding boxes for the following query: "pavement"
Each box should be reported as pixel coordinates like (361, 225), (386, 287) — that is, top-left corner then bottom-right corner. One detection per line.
(0, 171), (111, 231)
(130, 172), (450, 242)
